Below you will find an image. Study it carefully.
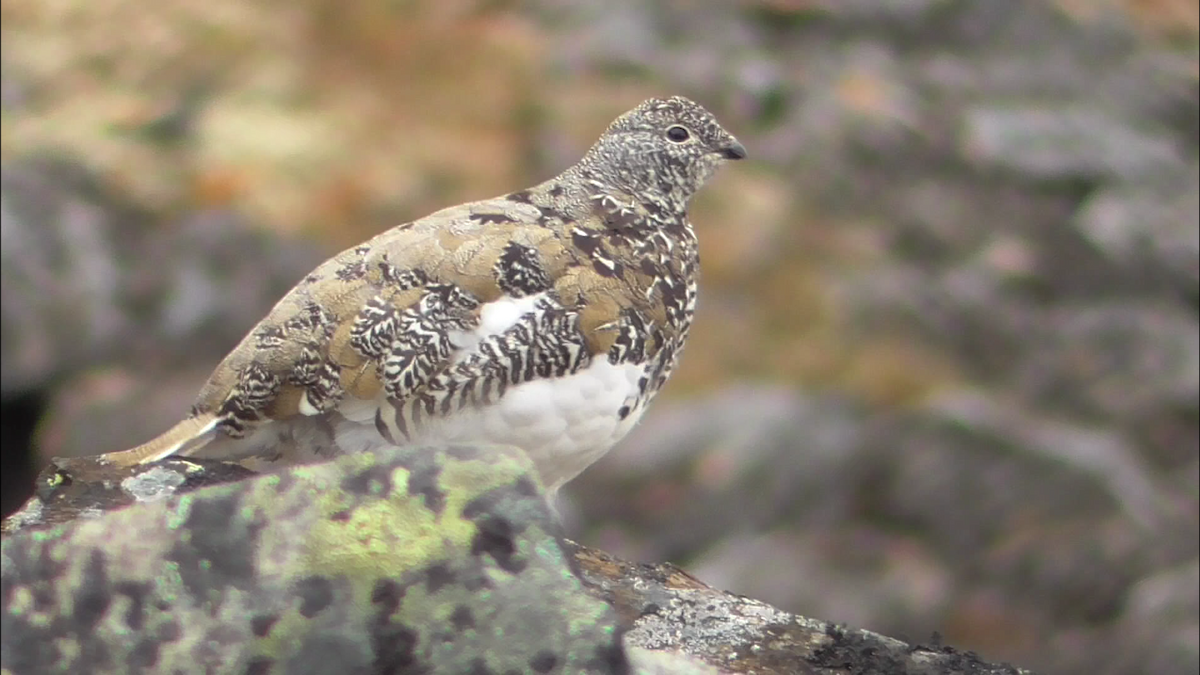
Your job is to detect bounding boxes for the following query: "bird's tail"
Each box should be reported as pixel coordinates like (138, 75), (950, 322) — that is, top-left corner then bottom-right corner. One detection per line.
(94, 414), (221, 467)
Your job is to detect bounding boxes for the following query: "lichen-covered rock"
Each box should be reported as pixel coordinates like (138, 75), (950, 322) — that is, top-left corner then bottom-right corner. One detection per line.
(571, 545), (1034, 675)
(1, 442), (1040, 675)
(1, 444), (631, 674)
(0, 455), (257, 536)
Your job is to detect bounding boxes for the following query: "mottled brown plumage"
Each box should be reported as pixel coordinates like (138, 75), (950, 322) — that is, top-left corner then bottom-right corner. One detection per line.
(93, 96), (746, 493)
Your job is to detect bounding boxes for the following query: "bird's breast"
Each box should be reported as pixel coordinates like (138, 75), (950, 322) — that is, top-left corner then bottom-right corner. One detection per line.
(365, 355), (651, 492)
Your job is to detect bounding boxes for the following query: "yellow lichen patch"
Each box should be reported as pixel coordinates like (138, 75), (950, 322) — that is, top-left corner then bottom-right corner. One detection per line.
(53, 637), (82, 663)
(7, 586), (34, 615)
(435, 445), (544, 514)
(287, 454), (512, 589)
(244, 447), (542, 660)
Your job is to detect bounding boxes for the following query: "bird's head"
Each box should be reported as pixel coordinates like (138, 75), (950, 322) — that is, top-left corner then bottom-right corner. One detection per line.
(579, 96), (746, 211)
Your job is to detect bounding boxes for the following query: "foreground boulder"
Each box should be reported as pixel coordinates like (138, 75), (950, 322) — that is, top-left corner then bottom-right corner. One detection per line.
(2, 446), (1032, 674)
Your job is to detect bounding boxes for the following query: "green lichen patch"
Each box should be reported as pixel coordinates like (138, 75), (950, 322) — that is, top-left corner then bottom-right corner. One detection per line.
(2, 445), (630, 674)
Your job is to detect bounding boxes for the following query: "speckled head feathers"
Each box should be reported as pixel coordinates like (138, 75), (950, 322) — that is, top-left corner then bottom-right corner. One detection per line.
(576, 96), (746, 210)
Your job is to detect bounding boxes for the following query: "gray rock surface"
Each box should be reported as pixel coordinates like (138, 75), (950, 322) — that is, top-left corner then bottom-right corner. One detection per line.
(0, 154), (322, 397)
(2, 445), (633, 674)
(2, 445), (1034, 675)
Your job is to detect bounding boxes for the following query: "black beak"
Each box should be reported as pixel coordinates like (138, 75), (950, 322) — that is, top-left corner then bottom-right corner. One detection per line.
(721, 140), (747, 160)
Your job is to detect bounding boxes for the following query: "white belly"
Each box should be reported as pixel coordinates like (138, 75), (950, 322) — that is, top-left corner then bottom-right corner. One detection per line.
(334, 359), (648, 493)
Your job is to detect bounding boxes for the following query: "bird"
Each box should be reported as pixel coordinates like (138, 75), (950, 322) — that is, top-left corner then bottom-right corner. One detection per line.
(89, 95), (746, 495)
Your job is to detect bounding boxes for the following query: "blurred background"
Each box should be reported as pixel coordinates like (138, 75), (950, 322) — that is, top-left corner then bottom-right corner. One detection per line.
(1, 0), (1197, 673)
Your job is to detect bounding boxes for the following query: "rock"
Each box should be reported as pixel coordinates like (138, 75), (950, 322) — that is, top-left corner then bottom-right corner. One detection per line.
(573, 544), (1032, 675)
(1, 455), (258, 536)
(570, 385), (1198, 674)
(1, 444), (1037, 675)
(685, 528), (953, 633)
(1074, 166), (1200, 296)
(1059, 559), (1200, 675)
(1, 444), (632, 674)
(564, 386), (870, 562)
(1008, 303), (1200, 422)
(0, 153), (323, 397)
(1119, 559), (1200, 674)
(960, 105), (1185, 182)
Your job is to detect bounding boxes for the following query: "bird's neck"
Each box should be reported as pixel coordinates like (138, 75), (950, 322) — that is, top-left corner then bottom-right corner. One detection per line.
(551, 164), (688, 225)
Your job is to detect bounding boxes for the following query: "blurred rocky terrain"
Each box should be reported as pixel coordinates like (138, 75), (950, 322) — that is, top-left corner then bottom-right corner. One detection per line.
(1, 1), (1196, 674)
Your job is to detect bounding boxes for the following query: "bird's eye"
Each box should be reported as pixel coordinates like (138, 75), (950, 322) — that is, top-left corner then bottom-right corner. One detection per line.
(666, 125), (691, 142)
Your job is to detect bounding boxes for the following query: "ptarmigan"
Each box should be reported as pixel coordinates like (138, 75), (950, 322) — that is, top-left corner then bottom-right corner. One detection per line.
(95, 96), (746, 495)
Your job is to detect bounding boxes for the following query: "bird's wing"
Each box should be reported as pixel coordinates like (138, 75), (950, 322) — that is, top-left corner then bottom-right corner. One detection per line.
(97, 195), (588, 466)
